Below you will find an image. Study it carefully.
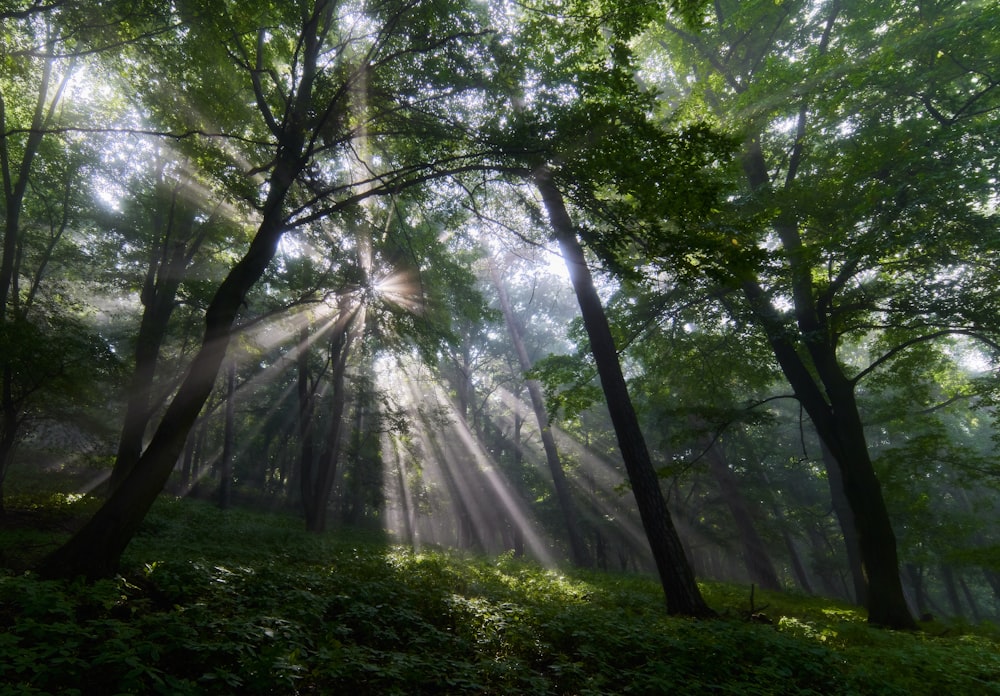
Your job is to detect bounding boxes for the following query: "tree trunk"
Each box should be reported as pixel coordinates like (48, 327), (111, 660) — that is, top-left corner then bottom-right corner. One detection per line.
(703, 439), (781, 591)
(905, 563), (929, 617)
(958, 575), (981, 623)
(536, 171), (712, 618)
(820, 441), (868, 606)
(779, 525), (812, 594)
(36, 107), (312, 579)
(488, 259), (592, 567)
(180, 428), (195, 492)
(109, 188), (199, 492)
(0, 378), (18, 516)
(0, 49), (66, 512)
(983, 569), (1000, 603)
(304, 306), (357, 532)
(758, 470), (812, 593)
(819, 381), (914, 628)
(740, 278), (915, 628)
(940, 564), (964, 618)
(218, 360), (236, 510)
(298, 328), (318, 527)
(804, 522), (848, 599)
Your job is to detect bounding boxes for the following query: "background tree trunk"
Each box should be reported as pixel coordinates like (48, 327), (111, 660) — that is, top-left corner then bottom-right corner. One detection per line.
(218, 360), (236, 510)
(110, 184), (202, 492)
(489, 259), (592, 567)
(704, 439), (782, 591)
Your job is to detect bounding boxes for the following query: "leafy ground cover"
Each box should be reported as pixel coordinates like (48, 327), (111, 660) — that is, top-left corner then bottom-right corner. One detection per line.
(2, 490), (999, 695)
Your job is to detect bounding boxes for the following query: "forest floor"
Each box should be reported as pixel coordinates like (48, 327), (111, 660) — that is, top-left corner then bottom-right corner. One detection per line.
(2, 467), (1000, 695)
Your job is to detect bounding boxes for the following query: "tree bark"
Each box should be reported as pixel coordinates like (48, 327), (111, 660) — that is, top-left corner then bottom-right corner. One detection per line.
(819, 440), (867, 605)
(536, 171), (713, 618)
(488, 259), (592, 567)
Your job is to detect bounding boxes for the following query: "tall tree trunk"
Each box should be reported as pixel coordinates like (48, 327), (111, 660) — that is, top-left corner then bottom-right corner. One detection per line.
(804, 522), (849, 599)
(109, 186), (201, 492)
(488, 260), (592, 567)
(180, 427), (196, 492)
(703, 438), (781, 591)
(0, 48), (70, 512)
(758, 470), (812, 593)
(304, 305), (357, 532)
(779, 524), (812, 594)
(819, 441), (868, 605)
(218, 360), (236, 510)
(298, 328), (318, 527)
(35, 57), (317, 576)
(536, 171), (712, 618)
(741, 278), (915, 628)
(958, 575), (981, 623)
(940, 564), (964, 618)
(0, 404), (17, 517)
(905, 563), (929, 617)
(983, 569), (1000, 604)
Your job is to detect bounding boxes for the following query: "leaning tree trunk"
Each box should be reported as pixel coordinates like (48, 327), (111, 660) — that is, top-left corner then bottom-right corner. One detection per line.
(488, 260), (592, 568)
(536, 171), (713, 618)
(36, 140), (308, 580)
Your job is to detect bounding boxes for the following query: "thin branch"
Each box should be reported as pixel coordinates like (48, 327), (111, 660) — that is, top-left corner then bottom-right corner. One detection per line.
(852, 328), (1000, 385)
(2, 126), (274, 149)
(915, 393), (976, 416)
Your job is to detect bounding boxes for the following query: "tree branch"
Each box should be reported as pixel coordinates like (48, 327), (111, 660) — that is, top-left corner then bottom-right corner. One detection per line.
(852, 328), (1000, 385)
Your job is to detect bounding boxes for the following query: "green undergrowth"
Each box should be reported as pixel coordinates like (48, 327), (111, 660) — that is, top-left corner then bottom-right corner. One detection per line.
(2, 497), (999, 695)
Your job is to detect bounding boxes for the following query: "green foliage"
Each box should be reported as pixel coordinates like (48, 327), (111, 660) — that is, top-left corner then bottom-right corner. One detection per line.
(3, 497), (1000, 694)
(529, 353), (602, 421)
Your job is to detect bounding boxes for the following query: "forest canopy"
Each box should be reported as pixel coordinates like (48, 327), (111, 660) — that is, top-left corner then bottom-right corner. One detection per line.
(1, 0), (999, 638)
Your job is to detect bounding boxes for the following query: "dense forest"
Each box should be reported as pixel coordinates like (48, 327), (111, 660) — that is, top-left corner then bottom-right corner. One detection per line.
(2, 0), (1000, 690)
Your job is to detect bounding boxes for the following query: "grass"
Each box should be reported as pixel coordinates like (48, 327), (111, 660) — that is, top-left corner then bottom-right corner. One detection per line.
(2, 488), (1000, 694)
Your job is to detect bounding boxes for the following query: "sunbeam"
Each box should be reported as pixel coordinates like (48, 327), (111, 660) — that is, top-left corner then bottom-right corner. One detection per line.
(377, 356), (557, 566)
(491, 385), (656, 570)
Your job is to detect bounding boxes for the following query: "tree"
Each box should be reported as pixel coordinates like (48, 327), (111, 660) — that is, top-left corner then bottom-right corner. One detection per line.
(0, 2), (158, 510)
(106, 160), (239, 493)
(38, 0), (497, 579)
(628, 0), (1000, 627)
(536, 170), (713, 617)
(299, 294), (361, 532)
